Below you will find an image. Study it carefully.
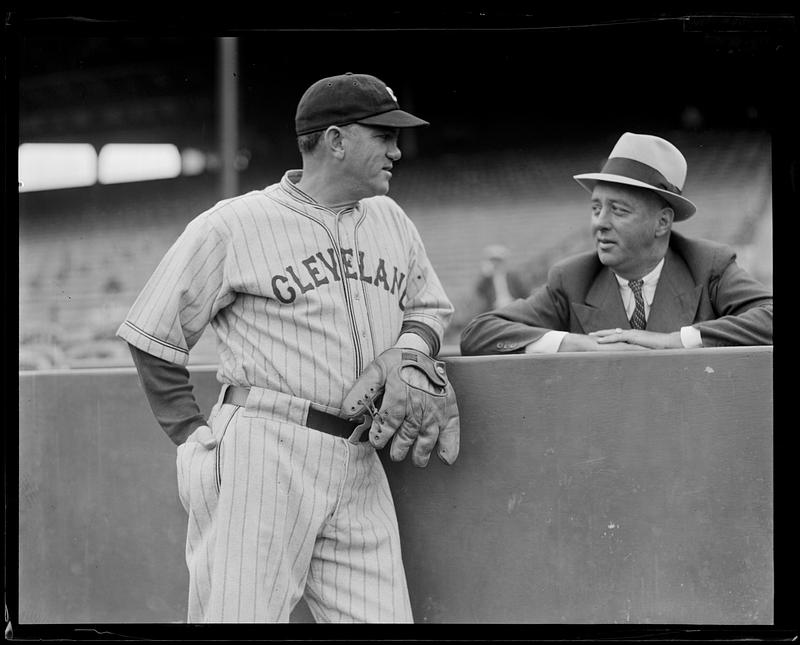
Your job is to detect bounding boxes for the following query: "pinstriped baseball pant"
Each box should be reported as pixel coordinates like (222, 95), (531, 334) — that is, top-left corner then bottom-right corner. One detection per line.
(175, 400), (414, 623)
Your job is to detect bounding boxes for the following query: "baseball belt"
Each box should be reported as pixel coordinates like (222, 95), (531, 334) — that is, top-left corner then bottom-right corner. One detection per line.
(222, 386), (368, 442)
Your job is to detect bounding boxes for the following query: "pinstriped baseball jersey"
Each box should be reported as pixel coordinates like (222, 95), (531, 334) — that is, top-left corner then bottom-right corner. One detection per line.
(117, 169), (453, 414)
(125, 167), (449, 623)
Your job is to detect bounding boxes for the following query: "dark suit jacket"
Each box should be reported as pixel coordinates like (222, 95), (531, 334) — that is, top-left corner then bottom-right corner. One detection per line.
(460, 231), (773, 355)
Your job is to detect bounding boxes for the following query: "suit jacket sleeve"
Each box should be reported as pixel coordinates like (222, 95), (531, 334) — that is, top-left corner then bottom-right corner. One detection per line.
(693, 254), (773, 346)
(460, 264), (571, 355)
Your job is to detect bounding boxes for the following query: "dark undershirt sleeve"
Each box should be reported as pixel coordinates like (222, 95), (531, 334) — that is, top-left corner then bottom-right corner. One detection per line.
(128, 343), (207, 446)
(399, 321), (440, 356)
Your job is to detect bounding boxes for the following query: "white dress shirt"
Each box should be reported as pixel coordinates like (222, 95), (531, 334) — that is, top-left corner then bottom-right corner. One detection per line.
(615, 258), (663, 321)
(525, 258), (702, 353)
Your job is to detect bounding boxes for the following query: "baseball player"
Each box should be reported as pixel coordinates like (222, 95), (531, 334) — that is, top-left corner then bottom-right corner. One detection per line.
(117, 72), (460, 623)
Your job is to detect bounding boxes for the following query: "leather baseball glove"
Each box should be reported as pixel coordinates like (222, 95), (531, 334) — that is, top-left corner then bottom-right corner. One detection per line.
(341, 347), (460, 467)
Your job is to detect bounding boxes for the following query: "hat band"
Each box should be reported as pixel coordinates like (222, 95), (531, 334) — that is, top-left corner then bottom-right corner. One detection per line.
(601, 157), (682, 195)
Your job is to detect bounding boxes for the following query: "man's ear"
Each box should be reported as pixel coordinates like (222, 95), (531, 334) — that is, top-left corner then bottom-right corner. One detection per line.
(323, 126), (346, 159)
(655, 206), (674, 237)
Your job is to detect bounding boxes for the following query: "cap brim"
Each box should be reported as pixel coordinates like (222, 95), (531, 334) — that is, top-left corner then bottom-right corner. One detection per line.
(357, 109), (429, 128)
(573, 172), (697, 221)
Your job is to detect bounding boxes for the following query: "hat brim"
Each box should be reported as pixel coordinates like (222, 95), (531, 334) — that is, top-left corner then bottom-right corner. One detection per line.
(356, 109), (429, 129)
(573, 172), (697, 221)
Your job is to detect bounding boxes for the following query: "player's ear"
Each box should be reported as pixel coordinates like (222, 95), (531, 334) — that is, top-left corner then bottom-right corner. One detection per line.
(323, 126), (346, 159)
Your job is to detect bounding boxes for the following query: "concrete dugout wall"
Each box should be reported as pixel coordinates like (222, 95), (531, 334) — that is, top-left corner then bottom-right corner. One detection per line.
(17, 347), (773, 624)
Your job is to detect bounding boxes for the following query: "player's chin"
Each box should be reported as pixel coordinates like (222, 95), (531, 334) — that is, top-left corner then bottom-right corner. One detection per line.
(372, 179), (391, 196)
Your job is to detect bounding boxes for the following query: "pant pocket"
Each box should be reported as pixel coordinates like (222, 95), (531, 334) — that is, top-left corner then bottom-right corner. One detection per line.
(175, 441), (196, 514)
(212, 404), (239, 494)
(175, 404), (240, 514)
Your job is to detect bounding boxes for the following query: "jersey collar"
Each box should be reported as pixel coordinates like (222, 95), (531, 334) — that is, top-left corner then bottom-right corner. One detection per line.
(279, 170), (359, 216)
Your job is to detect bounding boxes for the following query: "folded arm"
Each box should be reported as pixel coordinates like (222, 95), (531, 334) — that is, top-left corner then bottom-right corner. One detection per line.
(459, 284), (566, 355)
(695, 259), (772, 346)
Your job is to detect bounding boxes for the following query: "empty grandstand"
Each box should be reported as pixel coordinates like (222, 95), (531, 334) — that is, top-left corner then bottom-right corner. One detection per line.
(19, 128), (773, 368)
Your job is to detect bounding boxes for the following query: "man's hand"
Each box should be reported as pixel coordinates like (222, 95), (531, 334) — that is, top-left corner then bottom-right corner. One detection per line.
(558, 332), (651, 352)
(590, 328), (683, 349)
(341, 348), (460, 467)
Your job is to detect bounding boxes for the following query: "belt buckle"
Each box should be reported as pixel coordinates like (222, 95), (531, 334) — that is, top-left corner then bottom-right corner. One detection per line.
(347, 390), (382, 444)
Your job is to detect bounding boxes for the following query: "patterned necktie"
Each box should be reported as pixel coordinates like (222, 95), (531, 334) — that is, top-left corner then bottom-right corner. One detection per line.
(628, 279), (647, 330)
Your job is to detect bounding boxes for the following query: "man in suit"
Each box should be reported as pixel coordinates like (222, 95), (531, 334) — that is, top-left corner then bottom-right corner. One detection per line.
(474, 244), (529, 312)
(459, 132), (773, 355)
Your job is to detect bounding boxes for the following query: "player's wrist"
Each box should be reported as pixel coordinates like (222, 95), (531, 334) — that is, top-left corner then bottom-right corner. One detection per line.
(394, 332), (431, 354)
(398, 321), (440, 355)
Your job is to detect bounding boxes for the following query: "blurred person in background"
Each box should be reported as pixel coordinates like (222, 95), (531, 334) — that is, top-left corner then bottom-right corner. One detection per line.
(473, 244), (529, 312)
(460, 132), (773, 355)
(118, 72), (459, 623)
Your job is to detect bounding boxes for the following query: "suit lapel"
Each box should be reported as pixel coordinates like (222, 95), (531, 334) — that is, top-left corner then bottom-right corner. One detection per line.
(647, 247), (703, 331)
(572, 268), (630, 331)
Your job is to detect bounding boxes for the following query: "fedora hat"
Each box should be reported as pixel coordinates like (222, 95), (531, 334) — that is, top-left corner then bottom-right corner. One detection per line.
(573, 132), (697, 221)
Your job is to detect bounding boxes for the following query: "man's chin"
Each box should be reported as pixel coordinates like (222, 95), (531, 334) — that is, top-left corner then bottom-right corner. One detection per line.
(596, 248), (617, 267)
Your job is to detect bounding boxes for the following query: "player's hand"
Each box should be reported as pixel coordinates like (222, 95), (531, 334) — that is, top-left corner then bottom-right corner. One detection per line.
(380, 359), (460, 467)
(558, 332), (651, 352)
(590, 328), (683, 349)
(342, 348), (460, 467)
(185, 424), (217, 449)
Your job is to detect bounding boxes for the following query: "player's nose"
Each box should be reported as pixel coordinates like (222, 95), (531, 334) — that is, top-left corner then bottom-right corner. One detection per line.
(387, 143), (401, 162)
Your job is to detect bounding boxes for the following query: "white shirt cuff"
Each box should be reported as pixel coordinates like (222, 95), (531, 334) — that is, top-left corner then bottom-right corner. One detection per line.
(525, 330), (568, 354)
(394, 332), (431, 353)
(680, 325), (703, 348)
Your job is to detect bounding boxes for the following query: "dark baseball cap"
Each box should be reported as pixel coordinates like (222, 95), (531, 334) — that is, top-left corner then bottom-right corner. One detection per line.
(295, 72), (429, 136)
